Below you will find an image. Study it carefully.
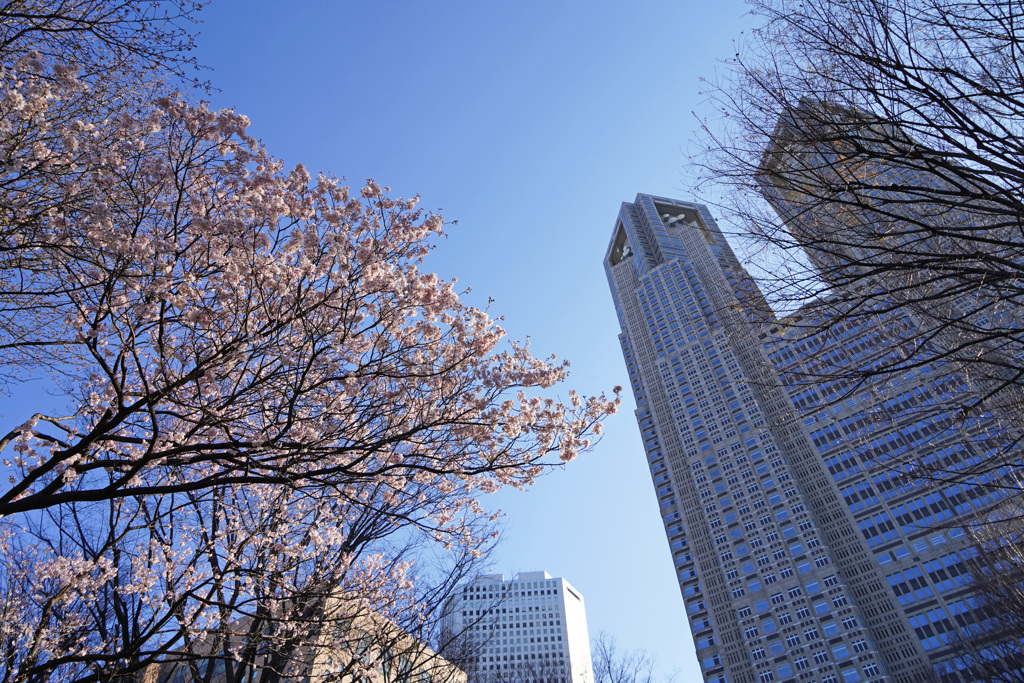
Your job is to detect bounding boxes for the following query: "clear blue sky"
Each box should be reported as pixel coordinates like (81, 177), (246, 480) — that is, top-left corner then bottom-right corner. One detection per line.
(191, 1), (753, 678)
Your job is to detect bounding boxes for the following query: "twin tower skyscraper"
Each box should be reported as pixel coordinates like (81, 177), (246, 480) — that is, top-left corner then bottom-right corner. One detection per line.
(604, 115), (1018, 682)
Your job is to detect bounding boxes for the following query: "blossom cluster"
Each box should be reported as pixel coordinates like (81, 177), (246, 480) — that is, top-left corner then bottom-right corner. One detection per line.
(0, 45), (618, 683)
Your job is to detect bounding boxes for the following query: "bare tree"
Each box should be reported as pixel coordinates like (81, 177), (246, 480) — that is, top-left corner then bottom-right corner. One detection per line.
(589, 633), (673, 683)
(694, 0), (1024, 495)
(483, 656), (569, 683)
(943, 505), (1024, 683)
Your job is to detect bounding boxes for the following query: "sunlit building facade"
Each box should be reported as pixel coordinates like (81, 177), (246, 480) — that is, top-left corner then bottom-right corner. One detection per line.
(604, 194), (1008, 683)
(443, 571), (592, 683)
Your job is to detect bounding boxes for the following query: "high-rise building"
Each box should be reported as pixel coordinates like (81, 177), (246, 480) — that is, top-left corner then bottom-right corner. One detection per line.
(604, 194), (1012, 683)
(758, 100), (1024, 436)
(442, 571), (592, 683)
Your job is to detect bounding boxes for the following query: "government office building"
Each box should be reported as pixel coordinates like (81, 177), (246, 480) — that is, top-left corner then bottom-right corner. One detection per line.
(604, 190), (1016, 683)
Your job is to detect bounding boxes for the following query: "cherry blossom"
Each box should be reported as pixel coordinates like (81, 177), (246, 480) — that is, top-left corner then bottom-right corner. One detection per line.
(0, 11), (619, 682)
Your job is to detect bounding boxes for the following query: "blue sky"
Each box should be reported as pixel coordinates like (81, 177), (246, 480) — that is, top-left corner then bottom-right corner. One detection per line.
(192, 1), (754, 677)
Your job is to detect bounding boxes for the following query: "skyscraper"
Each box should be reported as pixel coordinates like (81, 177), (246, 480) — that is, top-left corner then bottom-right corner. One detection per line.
(604, 194), (1009, 683)
(758, 99), (1024, 436)
(442, 571), (593, 683)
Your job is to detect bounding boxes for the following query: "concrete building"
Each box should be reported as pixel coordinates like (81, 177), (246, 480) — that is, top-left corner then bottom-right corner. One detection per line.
(604, 194), (1014, 683)
(148, 599), (466, 683)
(442, 571), (592, 683)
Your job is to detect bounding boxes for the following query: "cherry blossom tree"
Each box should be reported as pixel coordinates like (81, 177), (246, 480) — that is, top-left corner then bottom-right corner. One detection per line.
(0, 0), (205, 89)
(0, 8), (619, 683)
(0, 0), (205, 388)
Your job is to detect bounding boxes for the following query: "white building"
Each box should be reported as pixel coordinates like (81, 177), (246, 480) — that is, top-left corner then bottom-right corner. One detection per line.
(443, 571), (592, 683)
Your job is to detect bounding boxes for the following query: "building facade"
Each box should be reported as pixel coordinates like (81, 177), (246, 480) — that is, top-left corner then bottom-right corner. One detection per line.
(147, 601), (467, 683)
(442, 571), (592, 683)
(604, 194), (1010, 683)
(757, 102), (1024, 682)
